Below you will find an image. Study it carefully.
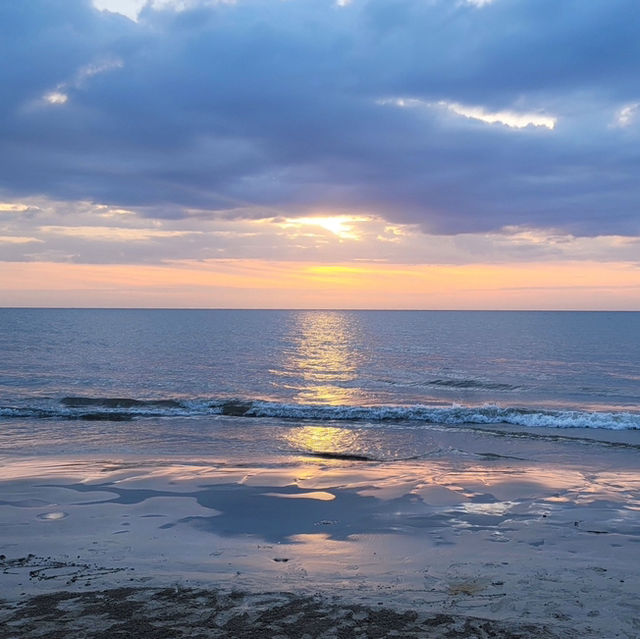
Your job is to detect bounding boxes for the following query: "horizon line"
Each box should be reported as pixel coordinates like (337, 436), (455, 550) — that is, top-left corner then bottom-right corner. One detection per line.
(1, 307), (639, 313)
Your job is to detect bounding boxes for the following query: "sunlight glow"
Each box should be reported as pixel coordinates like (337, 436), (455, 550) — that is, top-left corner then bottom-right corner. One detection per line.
(272, 311), (366, 405)
(1, 260), (639, 310)
(281, 216), (368, 240)
(285, 426), (365, 457)
(0, 203), (30, 212)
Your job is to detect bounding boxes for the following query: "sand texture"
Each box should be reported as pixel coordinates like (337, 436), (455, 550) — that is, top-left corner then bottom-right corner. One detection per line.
(1, 580), (563, 639)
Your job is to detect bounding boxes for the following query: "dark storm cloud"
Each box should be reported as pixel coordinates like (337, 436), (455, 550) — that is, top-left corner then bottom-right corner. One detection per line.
(1, 0), (639, 235)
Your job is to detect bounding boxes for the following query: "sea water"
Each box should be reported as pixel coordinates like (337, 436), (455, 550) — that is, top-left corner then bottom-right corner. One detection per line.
(1, 309), (639, 457)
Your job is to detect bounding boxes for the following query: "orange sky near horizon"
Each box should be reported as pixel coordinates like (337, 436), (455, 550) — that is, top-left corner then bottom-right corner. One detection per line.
(2, 259), (639, 310)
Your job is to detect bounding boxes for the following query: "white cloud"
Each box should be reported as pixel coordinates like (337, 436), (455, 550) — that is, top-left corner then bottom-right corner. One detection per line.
(439, 101), (556, 129)
(44, 92), (68, 105)
(38, 58), (122, 109)
(463, 0), (496, 6)
(614, 103), (639, 128)
(378, 97), (556, 130)
(75, 59), (124, 85)
(92, 0), (146, 21)
(92, 0), (235, 20)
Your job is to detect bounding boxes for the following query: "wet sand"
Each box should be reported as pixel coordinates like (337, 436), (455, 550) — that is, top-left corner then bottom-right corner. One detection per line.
(1, 424), (639, 638)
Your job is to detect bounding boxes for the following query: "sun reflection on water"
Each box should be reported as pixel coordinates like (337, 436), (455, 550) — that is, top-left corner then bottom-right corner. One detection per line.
(285, 425), (364, 457)
(273, 311), (366, 405)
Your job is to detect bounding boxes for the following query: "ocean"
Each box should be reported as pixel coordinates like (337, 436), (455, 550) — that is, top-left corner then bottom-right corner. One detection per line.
(1, 309), (638, 458)
(2, 309), (640, 638)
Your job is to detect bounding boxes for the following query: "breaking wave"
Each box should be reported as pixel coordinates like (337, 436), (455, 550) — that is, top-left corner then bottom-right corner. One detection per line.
(0, 396), (638, 430)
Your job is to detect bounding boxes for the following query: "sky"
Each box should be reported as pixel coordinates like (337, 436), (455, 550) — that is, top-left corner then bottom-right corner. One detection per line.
(1, 0), (639, 309)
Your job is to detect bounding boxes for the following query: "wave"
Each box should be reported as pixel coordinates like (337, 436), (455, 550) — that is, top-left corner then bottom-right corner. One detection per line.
(427, 379), (519, 391)
(238, 401), (640, 430)
(0, 396), (639, 430)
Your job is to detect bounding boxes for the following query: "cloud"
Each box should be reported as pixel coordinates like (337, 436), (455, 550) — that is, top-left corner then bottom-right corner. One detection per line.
(378, 97), (556, 129)
(38, 225), (200, 241)
(1, 195), (638, 268)
(1, 0), (639, 241)
(44, 91), (69, 105)
(614, 103), (639, 128)
(92, 0), (146, 21)
(0, 236), (44, 244)
(436, 101), (556, 130)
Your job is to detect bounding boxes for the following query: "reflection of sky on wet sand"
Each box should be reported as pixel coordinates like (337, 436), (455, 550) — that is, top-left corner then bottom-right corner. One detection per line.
(271, 311), (367, 405)
(3, 455), (638, 544)
(2, 452), (640, 634)
(2, 449), (639, 635)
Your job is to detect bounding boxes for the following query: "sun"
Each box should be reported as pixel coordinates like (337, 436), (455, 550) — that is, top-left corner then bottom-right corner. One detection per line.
(281, 215), (368, 240)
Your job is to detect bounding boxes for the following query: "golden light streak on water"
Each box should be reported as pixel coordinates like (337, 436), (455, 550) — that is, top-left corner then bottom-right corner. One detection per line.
(284, 425), (364, 455)
(278, 311), (367, 405)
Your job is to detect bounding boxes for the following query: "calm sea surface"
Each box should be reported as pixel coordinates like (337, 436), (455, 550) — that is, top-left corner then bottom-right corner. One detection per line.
(1, 309), (639, 456)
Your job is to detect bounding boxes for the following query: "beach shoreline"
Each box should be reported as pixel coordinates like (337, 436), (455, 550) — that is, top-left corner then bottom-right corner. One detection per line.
(1, 423), (639, 638)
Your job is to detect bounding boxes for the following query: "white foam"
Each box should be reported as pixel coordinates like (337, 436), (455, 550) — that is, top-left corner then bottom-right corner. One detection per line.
(2, 399), (639, 430)
(245, 401), (640, 430)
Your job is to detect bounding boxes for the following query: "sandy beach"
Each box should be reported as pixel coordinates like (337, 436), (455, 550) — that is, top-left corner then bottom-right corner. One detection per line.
(1, 422), (639, 638)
